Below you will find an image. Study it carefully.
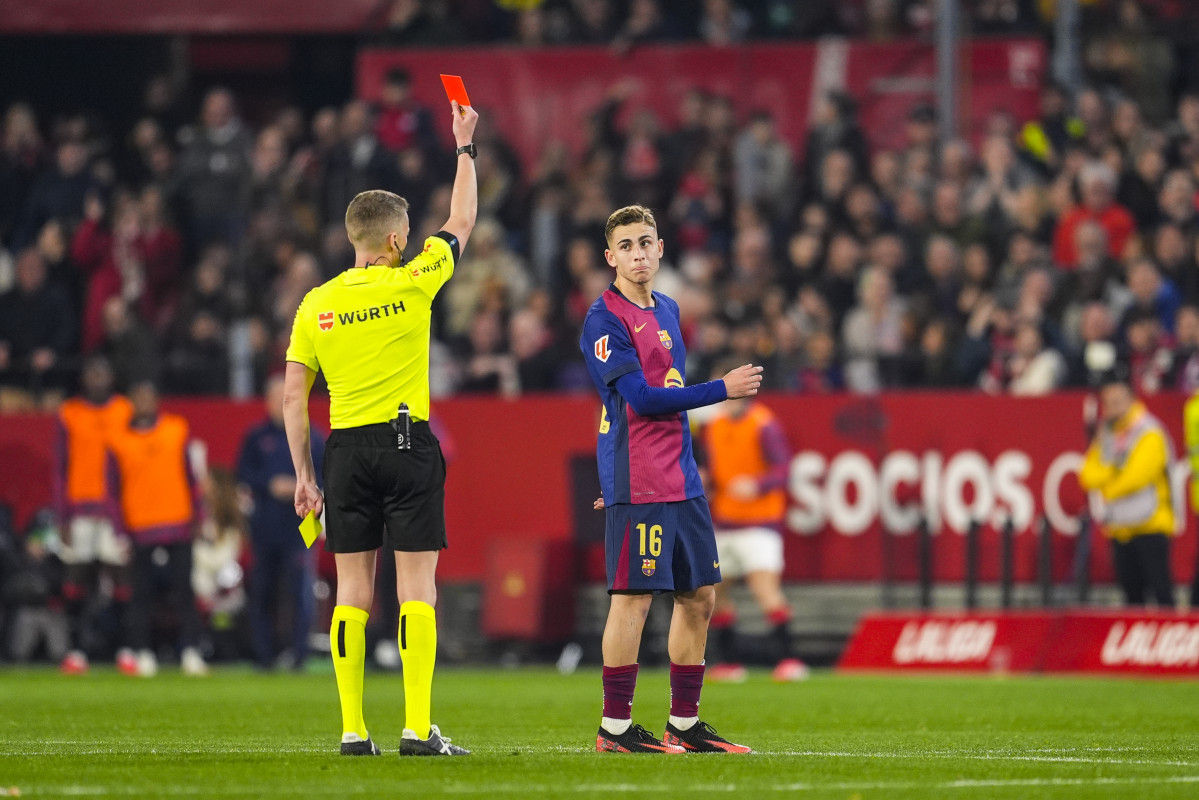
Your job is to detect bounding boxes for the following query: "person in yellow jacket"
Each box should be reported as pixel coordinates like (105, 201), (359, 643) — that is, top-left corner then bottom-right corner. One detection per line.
(1183, 390), (1199, 607)
(1079, 369), (1175, 607)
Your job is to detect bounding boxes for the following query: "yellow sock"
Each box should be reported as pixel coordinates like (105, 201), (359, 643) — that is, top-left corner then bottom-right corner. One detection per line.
(399, 600), (437, 739)
(330, 605), (369, 740)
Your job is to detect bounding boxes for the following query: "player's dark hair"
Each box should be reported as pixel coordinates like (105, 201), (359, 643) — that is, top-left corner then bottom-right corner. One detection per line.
(604, 205), (657, 245)
(345, 190), (409, 249)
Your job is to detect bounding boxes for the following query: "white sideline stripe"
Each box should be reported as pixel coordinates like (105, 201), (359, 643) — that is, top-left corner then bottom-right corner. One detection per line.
(22, 776), (1199, 796)
(5, 744), (1197, 768)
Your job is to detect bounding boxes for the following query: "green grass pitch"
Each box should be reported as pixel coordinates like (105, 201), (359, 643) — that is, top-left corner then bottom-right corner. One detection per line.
(3, 666), (1199, 799)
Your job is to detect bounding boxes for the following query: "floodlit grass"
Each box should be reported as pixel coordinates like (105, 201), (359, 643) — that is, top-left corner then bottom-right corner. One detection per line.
(3, 665), (1199, 798)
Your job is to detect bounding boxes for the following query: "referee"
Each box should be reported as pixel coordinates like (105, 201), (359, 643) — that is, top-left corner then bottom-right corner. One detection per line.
(282, 99), (478, 757)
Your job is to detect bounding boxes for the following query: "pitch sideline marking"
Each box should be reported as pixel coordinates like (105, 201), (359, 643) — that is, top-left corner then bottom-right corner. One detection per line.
(19, 776), (1199, 796)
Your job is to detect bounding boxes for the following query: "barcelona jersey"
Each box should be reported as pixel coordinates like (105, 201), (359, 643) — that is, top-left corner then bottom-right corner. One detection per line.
(580, 285), (705, 505)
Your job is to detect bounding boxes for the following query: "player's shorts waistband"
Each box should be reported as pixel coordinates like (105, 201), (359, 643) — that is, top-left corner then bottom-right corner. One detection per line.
(328, 421), (432, 446)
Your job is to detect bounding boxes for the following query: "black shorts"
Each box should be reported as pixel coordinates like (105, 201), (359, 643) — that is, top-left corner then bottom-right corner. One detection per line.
(322, 422), (447, 553)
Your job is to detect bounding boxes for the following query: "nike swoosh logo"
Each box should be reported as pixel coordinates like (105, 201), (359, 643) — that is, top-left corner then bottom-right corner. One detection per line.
(713, 561), (720, 569)
(634, 322), (648, 332)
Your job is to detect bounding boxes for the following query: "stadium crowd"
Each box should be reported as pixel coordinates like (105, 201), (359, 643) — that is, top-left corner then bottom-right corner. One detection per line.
(4, 0), (1199, 663)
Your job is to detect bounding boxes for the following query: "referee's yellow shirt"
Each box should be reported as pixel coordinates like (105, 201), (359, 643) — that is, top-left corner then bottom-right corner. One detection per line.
(285, 234), (456, 428)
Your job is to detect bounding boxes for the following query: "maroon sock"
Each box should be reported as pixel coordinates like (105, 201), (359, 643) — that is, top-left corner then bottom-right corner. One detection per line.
(602, 664), (638, 720)
(669, 662), (705, 718)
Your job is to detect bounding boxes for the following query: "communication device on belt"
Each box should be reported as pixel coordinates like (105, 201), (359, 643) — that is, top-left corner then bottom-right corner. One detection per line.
(391, 402), (411, 451)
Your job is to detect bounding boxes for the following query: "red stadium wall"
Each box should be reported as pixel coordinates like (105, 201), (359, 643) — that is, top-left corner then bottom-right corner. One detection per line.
(1, 391), (1196, 586)
(0, 0), (379, 34)
(357, 38), (1046, 171)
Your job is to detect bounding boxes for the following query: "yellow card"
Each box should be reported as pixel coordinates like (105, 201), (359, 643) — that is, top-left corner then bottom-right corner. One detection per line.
(299, 511), (322, 549)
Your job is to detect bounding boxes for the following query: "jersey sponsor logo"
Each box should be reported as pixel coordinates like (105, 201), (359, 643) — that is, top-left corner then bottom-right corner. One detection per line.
(634, 322), (648, 332)
(658, 329), (672, 349)
(641, 558), (656, 577)
(318, 312), (335, 331)
(408, 250), (449, 279)
(664, 367), (684, 388)
(594, 335), (611, 363)
(335, 302), (407, 326)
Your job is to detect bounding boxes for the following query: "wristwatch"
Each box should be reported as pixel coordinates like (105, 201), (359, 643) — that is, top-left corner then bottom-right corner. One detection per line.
(456, 143), (477, 159)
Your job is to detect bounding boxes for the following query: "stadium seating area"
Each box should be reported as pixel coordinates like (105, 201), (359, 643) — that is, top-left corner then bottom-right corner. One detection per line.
(2, 1), (1199, 410)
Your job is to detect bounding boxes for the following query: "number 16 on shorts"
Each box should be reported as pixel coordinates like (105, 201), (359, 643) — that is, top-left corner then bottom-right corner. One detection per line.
(603, 498), (721, 593)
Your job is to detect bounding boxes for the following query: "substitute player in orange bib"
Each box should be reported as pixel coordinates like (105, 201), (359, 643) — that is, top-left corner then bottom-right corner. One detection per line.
(697, 364), (807, 683)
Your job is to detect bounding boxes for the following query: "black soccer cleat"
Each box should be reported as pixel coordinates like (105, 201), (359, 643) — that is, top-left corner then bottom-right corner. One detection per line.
(662, 720), (752, 753)
(596, 723), (685, 753)
(340, 736), (381, 756)
(399, 724), (470, 756)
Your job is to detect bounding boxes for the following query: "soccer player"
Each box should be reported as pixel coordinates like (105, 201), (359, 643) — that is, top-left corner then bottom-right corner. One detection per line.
(54, 355), (135, 675)
(237, 374), (326, 670)
(108, 380), (208, 677)
(697, 369), (806, 683)
(282, 99), (478, 756)
(581, 205), (761, 754)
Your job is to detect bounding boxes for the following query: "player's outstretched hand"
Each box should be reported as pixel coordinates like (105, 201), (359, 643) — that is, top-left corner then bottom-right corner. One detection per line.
(722, 364), (764, 398)
(451, 101), (478, 146)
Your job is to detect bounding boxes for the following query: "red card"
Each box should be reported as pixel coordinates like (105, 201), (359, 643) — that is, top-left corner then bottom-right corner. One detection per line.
(439, 74), (471, 107)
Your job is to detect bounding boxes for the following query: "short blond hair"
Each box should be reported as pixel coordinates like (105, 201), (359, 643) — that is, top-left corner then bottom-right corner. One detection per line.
(345, 190), (409, 248)
(605, 204), (657, 245)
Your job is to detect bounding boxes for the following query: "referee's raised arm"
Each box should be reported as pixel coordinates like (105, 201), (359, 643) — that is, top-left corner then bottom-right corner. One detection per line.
(441, 101), (479, 250)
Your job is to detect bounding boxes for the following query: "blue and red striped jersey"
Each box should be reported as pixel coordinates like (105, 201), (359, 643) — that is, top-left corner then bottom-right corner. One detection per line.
(580, 285), (706, 505)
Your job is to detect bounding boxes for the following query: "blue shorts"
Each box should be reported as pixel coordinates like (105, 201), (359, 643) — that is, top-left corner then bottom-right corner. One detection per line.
(604, 497), (722, 593)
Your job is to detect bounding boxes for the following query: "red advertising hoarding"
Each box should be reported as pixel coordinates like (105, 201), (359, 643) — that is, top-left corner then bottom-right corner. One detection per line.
(840, 610), (1199, 677)
(1, 391), (1195, 585)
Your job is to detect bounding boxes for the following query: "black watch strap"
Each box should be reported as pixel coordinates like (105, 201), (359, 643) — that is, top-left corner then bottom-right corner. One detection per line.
(456, 143), (477, 159)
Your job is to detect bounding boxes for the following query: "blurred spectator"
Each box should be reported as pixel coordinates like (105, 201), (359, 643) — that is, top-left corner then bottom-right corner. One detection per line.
(1067, 302), (1117, 388)
(796, 328), (843, 393)
(97, 297), (159, 392)
(1121, 258), (1181, 336)
(734, 112), (792, 220)
(0, 248), (74, 410)
(75, 187), (183, 351)
(191, 466), (246, 662)
(1052, 161), (1136, 268)
(699, 0), (752, 45)
(455, 309), (519, 396)
(1, 103), (44, 248)
(1007, 318), (1066, 395)
(841, 267), (904, 392)
(162, 309), (228, 395)
(177, 88), (252, 248)
(2, 513), (68, 663)
(237, 375), (324, 670)
(378, 0), (461, 45)
(509, 305), (559, 392)
(14, 139), (96, 250)
(567, 0), (617, 42)
(321, 101), (397, 228)
(1171, 304), (1199, 392)
(1125, 307), (1175, 395)
(444, 218), (530, 337)
(613, 0), (682, 50)
(374, 68), (436, 157)
(1020, 82), (1083, 175)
